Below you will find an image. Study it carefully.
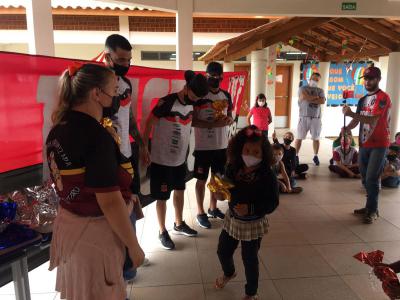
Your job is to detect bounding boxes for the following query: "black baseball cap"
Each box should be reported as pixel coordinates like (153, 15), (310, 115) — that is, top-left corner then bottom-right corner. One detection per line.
(360, 66), (381, 79)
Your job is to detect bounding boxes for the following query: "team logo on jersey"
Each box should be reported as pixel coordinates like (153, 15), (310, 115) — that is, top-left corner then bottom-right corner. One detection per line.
(161, 184), (168, 192)
(48, 151), (63, 191)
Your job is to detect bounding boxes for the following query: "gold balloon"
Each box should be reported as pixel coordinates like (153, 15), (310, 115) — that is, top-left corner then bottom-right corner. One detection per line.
(100, 118), (121, 145)
(212, 100), (228, 119)
(207, 174), (234, 201)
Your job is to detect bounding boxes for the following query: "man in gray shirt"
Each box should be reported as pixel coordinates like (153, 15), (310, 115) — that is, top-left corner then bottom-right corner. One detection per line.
(294, 72), (326, 166)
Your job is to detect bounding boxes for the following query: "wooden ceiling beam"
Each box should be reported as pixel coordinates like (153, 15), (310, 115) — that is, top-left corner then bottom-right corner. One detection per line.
(220, 17), (332, 62)
(260, 17), (333, 49)
(310, 28), (360, 52)
(298, 33), (341, 54)
(333, 18), (398, 50)
(221, 17), (293, 56)
(200, 18), (290, 61)
(286, 40), (328, 61)
(326, 47), (390, 62)
(353, 18), (400, 41)
(223, 40), (264, 62)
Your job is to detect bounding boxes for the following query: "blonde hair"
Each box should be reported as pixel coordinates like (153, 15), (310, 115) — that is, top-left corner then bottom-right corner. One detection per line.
(52, 63), (114, 125)
(284, 131), (294, 140)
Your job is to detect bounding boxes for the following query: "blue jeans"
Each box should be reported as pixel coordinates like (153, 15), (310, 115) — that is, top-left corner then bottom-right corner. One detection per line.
(290, 176), (297, 188)
(123, 211), (137, 280)
(359, 147), (388, 213)
(382, 176), (400, 188)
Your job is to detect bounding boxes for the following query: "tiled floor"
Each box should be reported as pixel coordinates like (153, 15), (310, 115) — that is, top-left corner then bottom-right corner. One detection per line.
(1, 138), (400, 299)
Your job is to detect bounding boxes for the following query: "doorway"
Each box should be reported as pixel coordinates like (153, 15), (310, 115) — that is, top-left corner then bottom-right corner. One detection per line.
(275, 64), (292, 128)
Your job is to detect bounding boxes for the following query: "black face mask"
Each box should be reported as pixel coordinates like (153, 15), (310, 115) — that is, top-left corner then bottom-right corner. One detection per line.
(283, 138), (293, 145)
(208, 77), (220, 89)
(103, 96), (120, 118)
(184, 94), (196, 105)
(387, 154), (397, 161)
(111, 60), (130, 77)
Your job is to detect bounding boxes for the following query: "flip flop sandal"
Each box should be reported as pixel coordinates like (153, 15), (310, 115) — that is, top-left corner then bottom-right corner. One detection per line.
(215, 273), (237, 289)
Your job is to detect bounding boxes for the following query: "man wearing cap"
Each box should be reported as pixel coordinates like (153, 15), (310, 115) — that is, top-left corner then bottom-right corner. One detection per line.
(192, 62), (234, 229)
(343, 66), (392, 224)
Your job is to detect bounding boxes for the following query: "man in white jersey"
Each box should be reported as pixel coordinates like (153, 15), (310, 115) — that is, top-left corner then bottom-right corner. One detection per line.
(294, 72), (326, 166)
(143, 71), (209, 250)
(192, 62), (233, 229)
(104, 34), (149, 281)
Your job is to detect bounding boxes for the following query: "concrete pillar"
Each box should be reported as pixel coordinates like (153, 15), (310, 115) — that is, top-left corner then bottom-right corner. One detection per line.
(265, 46), (276, 133)
(318, 62), (330, 137)
(176, 0), (193, 70)
(250, 47), (277, 134)
(26, 0), (54, 56)
(250, 49), (267, 108)
(378, 56), (389, 94)
(119, 16), (130, 41)
(386, 52), (400, 140)
(223, 62), (235, 72)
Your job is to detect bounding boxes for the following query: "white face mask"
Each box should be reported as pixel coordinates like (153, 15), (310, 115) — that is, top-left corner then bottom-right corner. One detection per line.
(257, 101), (266, 107)
(309, 80), (318, 87)
(242, 155), (262, 168)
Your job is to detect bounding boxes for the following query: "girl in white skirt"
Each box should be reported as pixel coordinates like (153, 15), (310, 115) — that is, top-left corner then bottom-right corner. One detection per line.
(215, 125), (279, 300)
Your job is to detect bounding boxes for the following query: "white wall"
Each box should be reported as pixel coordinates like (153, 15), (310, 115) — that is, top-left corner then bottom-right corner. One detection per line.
(132, 45), (210, 71)
(377, 56), (389, 92)
(0, 43), (211, 71)
(121, 0), (400, 18)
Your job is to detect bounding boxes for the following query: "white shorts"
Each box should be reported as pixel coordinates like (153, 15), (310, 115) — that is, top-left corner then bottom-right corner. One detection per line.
(297, 117), (322, 140)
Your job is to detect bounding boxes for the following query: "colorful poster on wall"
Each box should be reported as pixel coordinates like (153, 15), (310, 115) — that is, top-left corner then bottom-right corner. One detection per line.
(327, 63), (368, 106)
(300, 63), (319, 87)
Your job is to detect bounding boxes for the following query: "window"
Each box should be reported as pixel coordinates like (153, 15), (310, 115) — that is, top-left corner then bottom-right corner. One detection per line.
(277, 51), (308, 61)
(141, 51), (206, 61)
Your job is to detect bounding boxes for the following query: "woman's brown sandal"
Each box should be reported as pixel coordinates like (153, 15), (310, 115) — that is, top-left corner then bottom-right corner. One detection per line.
(215, 273), (237, 289)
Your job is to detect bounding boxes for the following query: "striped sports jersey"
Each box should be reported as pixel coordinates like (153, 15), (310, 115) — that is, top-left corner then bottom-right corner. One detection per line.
(193, 89), (232, 150)
(151, 93), (193, 166)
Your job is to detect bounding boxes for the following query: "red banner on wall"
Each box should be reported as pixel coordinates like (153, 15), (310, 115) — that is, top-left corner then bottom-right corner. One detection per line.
(0, 52), (247, 174)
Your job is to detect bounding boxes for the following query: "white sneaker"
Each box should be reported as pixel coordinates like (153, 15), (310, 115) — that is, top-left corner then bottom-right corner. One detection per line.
(139, 257), (150, 268)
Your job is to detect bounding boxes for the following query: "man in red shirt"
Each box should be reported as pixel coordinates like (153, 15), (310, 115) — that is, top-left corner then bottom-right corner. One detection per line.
(343, 66), (391, 224)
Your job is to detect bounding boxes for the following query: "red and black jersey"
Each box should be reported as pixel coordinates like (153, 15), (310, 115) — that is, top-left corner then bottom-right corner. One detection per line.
(46, 111), (133, 217)
(356, 89), (391, 148)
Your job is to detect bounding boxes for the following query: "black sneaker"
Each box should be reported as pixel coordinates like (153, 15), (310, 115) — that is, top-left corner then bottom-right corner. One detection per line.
(354, 207), (367, 215)
(313, 155), (320, 166)
(197, 213), (211, 229)
(159, 230), (175, 250)
(173, 221), (198, 237)
(208, 208), (225, 220)
(363, 211), (379, 224)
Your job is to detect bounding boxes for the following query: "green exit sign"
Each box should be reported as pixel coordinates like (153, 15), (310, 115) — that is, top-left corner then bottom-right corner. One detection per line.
(342, 2), (357, 10)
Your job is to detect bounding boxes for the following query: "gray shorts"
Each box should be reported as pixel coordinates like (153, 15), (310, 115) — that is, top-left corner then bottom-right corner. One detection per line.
(296, 117), (322, 140)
